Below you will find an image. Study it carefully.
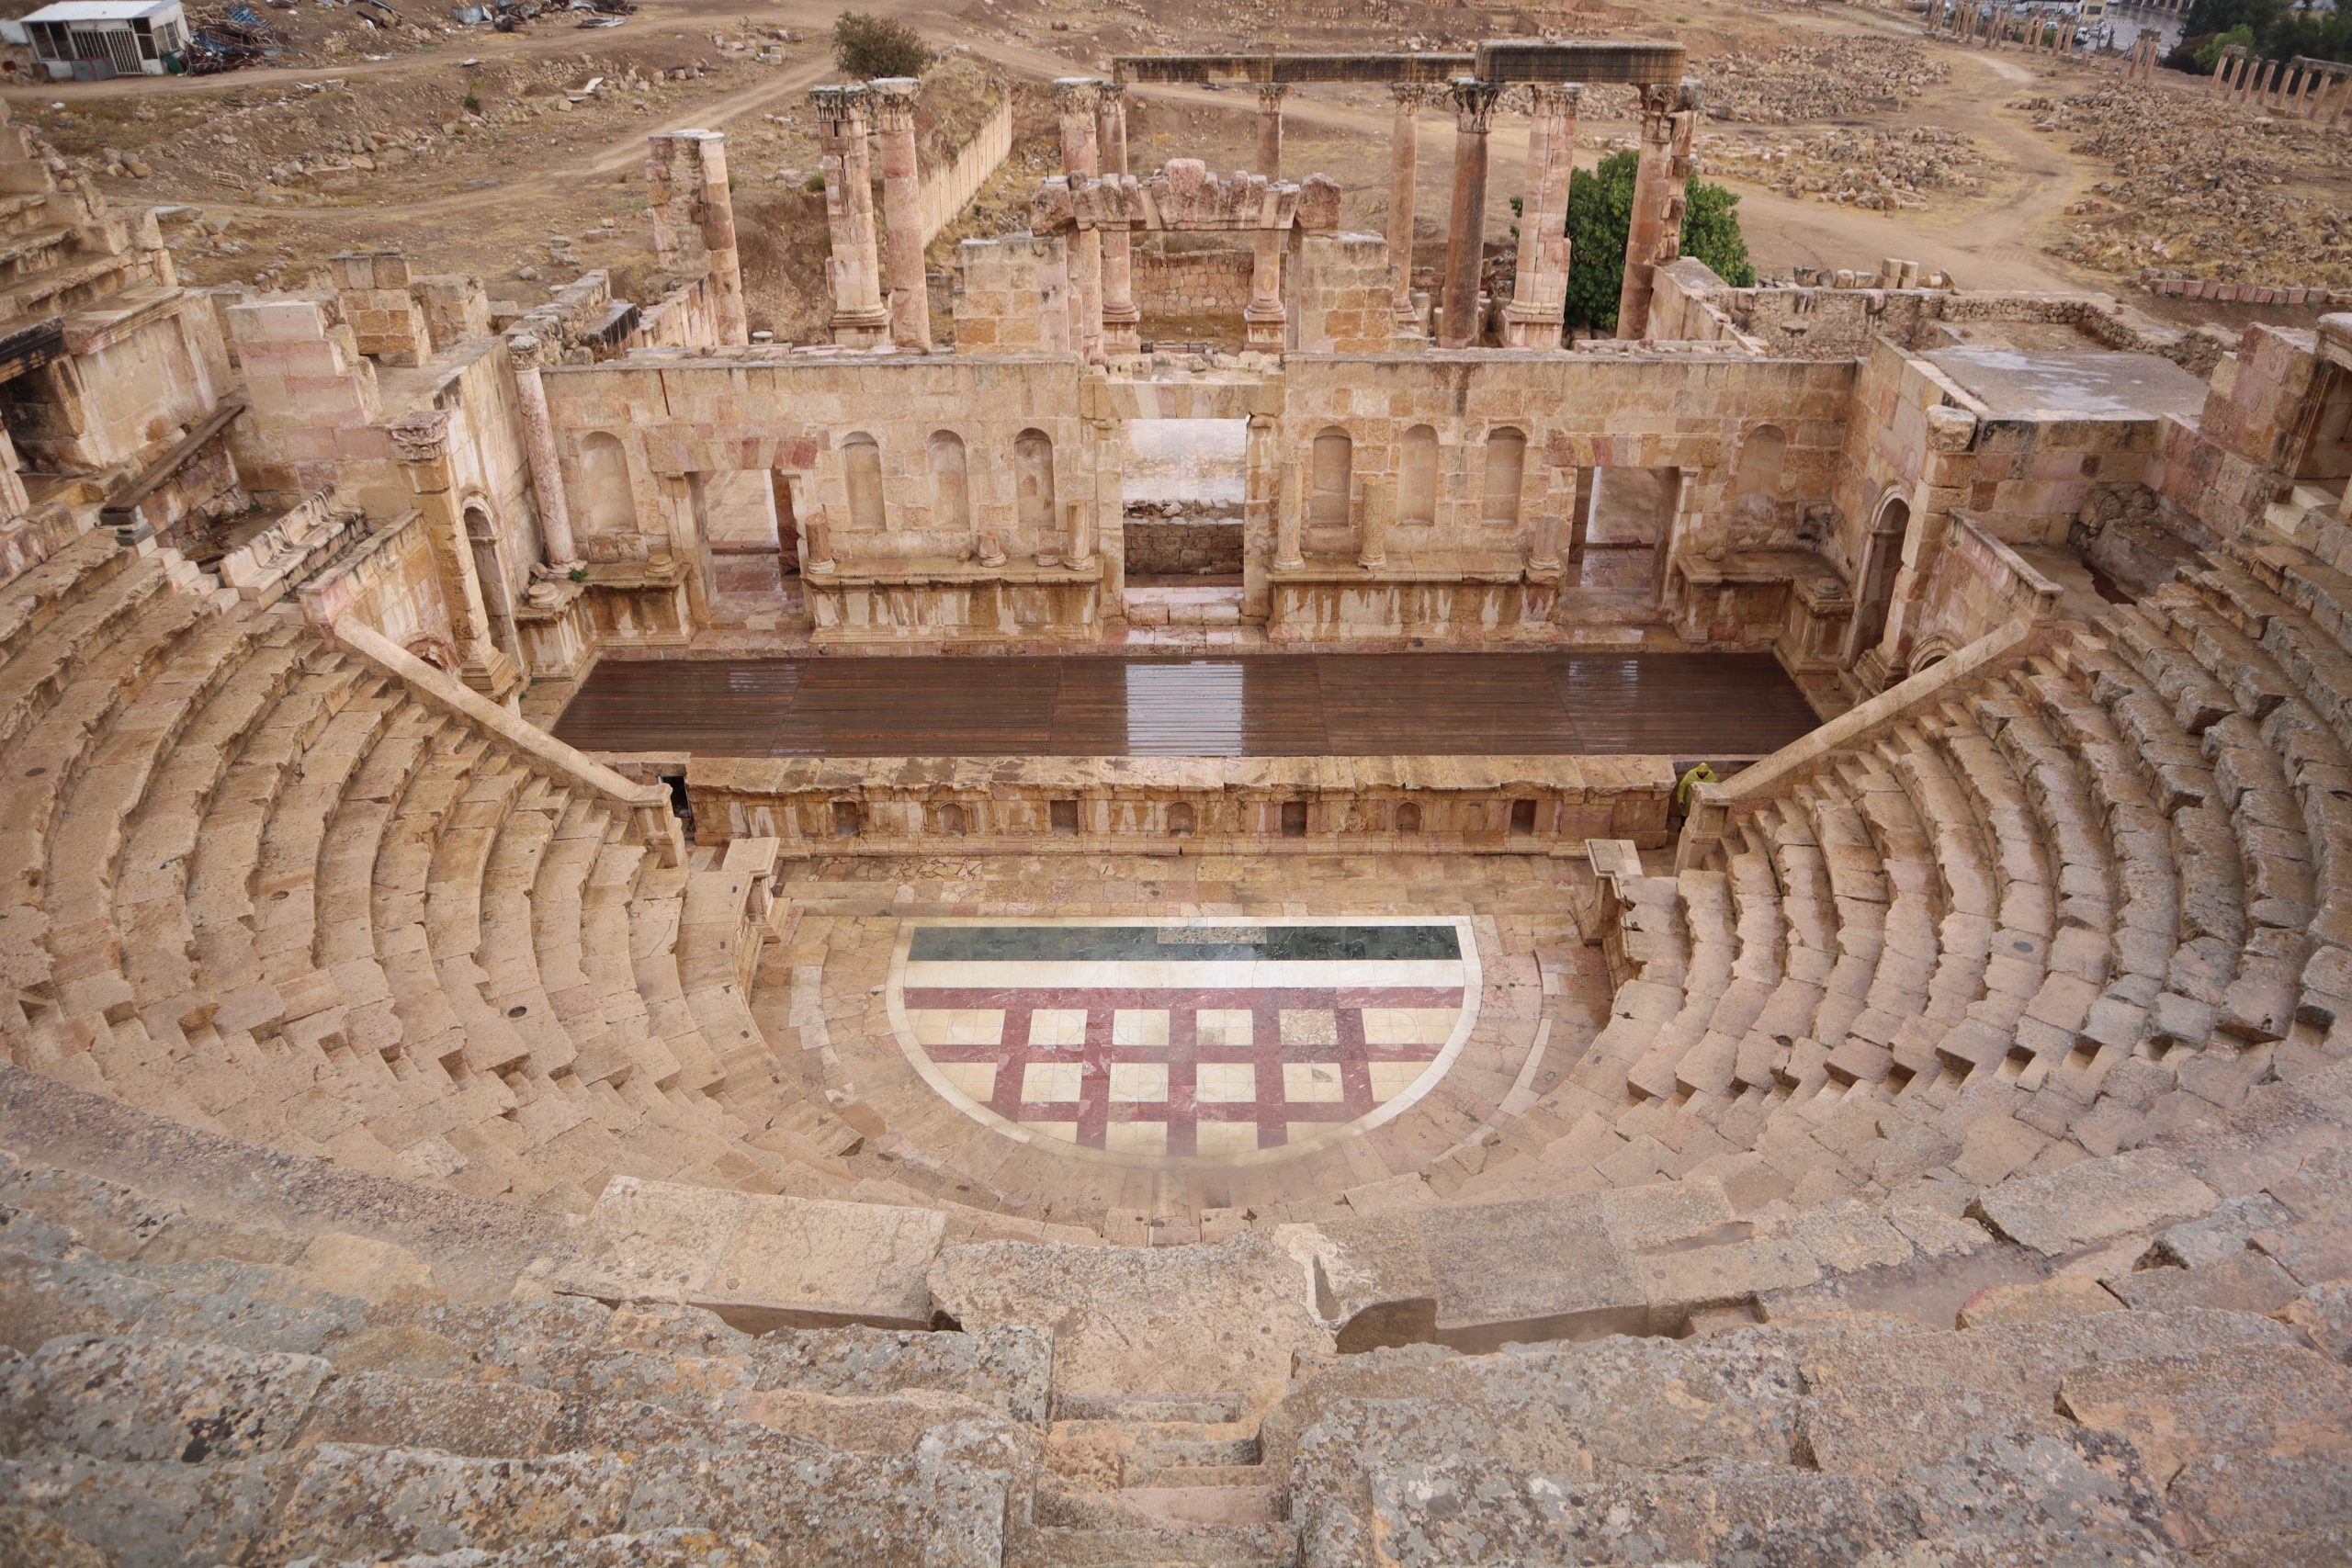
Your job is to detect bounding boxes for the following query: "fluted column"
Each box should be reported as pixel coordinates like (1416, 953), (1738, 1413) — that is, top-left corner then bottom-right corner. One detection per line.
(812, 86), (887, 346)
(1615, 79), (1702, 341)
(506, 333), (576, 568)
(1255, 84), (1288, 176)
(1438, 78), (1500, 350)
(870, 78), (931, 352)
(1501, 83), (1580, 348)
(388, 410), (519, 705)
(1055, 78), (1105, 363)
(1385, 84), (1434, 328)
(1096, 84), (1139, 355)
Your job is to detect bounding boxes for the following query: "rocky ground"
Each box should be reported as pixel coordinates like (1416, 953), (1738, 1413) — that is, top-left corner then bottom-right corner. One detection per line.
(1698, 126), (1981, 212)
(2031, 85), (2352, 288)
(1703, 36), (1949, 123)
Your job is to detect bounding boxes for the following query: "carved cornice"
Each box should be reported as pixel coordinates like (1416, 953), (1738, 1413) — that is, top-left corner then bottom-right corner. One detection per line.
(386, 409), (452, 466)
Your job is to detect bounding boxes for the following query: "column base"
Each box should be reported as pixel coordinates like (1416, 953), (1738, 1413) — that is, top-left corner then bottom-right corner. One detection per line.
(1102, 315), (1141, 355)
(1499, 303), (1564, 349)
(1243, 303), (1285, 353)
(461, 646), (525, 707)
(831, 311), (889, 348)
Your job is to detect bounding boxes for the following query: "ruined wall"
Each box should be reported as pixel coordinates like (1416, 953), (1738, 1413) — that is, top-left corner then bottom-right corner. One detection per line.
(296, 509), (456, 669)
(1828, 336), (1970, 581)
(1291, 234), (1394, 355)
(434, 337), (546, 594)
(224, 293), (394, 511)
(917, 97), (1013, 247)
(1967, 411), (2163, 547)
(952, 236), (1070, 353)
(1276, 351), (1850, 571)
(1905, 509), (2064, 664)
(540, 353), (1090, 571)
(1135, 246), (1255, 321)
(23, 300), (229, 475)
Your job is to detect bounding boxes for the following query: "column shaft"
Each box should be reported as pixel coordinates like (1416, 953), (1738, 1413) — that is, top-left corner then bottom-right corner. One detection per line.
(1055, 79), (1105, 362)
(1502, 84), (1580, 347)
(1097, 85), (1139, 354)
(1616, 79), (1702, 341)
(1438, 79), (1498, 351)
(1386, 85), (1430, 327)
(871, 79), (931, 352)
(507, 335), (576, 567)
(1255, 85), (1287, 176)
(812, 87), (887, 346)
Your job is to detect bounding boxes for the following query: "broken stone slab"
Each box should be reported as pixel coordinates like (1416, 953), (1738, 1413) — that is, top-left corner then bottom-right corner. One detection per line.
(1277, 1214), (1436, 1352)
(2280, 1280), (2352, 1362)
(1964, 1148), (2220, 1258)
(2102, 1249), (2306, 1316)
(746, 1324), (1052, 1425)
(2141, 1191), (2297, 1268)
(553, 1178), (946, 1333)
(2055, 1341), (2352, 1483)
(1952, 1274), (2124, 1329)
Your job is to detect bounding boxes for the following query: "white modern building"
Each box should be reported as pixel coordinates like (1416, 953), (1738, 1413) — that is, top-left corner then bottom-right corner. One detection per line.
(13, 0), (189, 79)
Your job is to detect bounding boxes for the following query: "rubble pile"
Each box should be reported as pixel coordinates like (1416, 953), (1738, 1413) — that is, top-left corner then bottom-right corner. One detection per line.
(1699, 126), (1980, 210)
(1703, 37), (1948, 122)
(2030, 88), (2352, 288)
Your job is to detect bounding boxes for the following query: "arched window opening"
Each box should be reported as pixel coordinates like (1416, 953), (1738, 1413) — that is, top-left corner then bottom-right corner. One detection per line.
(1396, 801), (1423, 835)
(1014, 428), (1057, 533)
(939, 802), (969, 835)
(928, 430), (970, 532)
(1309, 427), (1352, 528)
(1167, 802), (1195, 837)
(1481, 426), (1528, 526)
(1398, 424), (1439, 525)
(842, 432), (886, 532)
(576, 431), (636, 536)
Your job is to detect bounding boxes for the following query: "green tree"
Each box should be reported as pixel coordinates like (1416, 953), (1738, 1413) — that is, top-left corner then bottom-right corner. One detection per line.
(831, 11), (933, 79)
(1561, 150), (1755, 334)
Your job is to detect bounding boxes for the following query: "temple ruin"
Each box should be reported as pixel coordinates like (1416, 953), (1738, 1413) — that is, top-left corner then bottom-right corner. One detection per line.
(3, 34), (2352, 1565)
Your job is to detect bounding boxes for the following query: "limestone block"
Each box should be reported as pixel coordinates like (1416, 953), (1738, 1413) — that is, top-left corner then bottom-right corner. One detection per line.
(0, 1336), (332, 1464)
(1280, 1213), (1437, 1351)
(2056, 1342), (2352, 1483)
(555, 1178), (946, 1332)
(1964, 1148), (2220, 1258)
(1419, 1192), (1645, 1350)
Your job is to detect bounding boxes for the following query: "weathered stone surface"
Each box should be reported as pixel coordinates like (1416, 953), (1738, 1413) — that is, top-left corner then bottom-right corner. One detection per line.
(555, 1179), (946, 1333)
(747, 1325), (1051, 1425)
(927, 1234), (1329, 1401)
(1966, 1150), (2220, 1258)
(302, 1369), (562, 1457)
(1953, 1274), (2124, 1328)
(0, 1335), (332, 1464)
(2279, 1280), (2352, 1362)
(1419, 1193), (1643, 1350)
(0, 1453), (298, 1568)
(2103, 1249), (2306, 1315)
(1343, 1458), (1921, 1568)
(0, 1501), (107, 1567)
(2055, 1342), (2352, 1482)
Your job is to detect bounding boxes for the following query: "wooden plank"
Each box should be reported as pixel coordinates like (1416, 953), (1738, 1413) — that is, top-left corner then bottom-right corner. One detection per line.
(553, 651), (1819, 761)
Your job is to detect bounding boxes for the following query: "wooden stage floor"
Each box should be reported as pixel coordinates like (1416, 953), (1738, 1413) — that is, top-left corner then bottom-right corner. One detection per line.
(551, 651), (1823, 760)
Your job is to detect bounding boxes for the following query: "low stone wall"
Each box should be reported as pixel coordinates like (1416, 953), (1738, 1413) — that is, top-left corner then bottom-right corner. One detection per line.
(1124, 517), (1243, 576)
(2146, 275), (2352, 310)
(687, 753), (1679, 854)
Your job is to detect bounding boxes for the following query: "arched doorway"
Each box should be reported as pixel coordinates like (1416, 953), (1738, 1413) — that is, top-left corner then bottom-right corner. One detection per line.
(1849, 492), (1910, 667)
(462, 501), (522, 667)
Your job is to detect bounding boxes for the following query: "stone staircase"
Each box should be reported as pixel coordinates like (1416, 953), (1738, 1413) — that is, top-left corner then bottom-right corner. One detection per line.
(1026, 1392), (1291, 1566)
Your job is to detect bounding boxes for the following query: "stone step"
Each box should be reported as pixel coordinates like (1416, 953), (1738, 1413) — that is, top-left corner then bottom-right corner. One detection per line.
(1010, 1521), (1293, 1568)
(1036, 1481), (1287, 1529)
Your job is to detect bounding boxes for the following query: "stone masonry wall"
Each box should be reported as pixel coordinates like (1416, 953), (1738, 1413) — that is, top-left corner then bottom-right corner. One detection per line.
(1134, 246), (1254, 320)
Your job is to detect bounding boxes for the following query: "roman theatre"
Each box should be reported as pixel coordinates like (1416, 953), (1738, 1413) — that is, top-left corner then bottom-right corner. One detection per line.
(3, 35), (2352, 1568)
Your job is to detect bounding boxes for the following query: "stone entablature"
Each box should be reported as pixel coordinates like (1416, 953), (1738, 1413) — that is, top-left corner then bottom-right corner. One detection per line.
(687, 752), (1679, 854)
(1031, 162), (1343, 235)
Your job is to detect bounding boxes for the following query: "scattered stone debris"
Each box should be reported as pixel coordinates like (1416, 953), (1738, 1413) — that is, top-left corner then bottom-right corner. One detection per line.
(1703, 37), (1948, 123)
(1700, 127), (1981, 210)
(2030, 87), (2352, 288)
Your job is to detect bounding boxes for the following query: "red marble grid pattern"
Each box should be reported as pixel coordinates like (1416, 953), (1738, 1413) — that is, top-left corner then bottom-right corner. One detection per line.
(903, 984), (1463, 1154)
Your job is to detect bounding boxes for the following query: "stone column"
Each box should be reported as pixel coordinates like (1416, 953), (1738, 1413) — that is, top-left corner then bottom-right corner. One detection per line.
(1273, 460), (1305, 570)
(1616, 79), (1702, 341)
(388, 410), (520, 705)
(692, 132), (747, 346)
(869, 78), (931, 353)
(1055, 78), (1105, 363)
(1438, 77), (1500, 351)
(1255, 84), (1288, 176)
(506, 333), (577, 569)
(2330, 69), (2351, 127)
(1385, 84), (1434, 328)
(1357, 474), (1389, 569)
(1244, 214), (1285, 353)
(1242, 412), (1277, 615)
(1073, 417), (1114, 570)
(1096, 85), (1140, 355)
(1501, 83), (1580, 348)
(812, 86), (888, 347)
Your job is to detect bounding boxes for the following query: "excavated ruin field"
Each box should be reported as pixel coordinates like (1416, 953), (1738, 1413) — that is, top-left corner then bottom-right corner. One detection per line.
(0, 0), (2342, 322)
